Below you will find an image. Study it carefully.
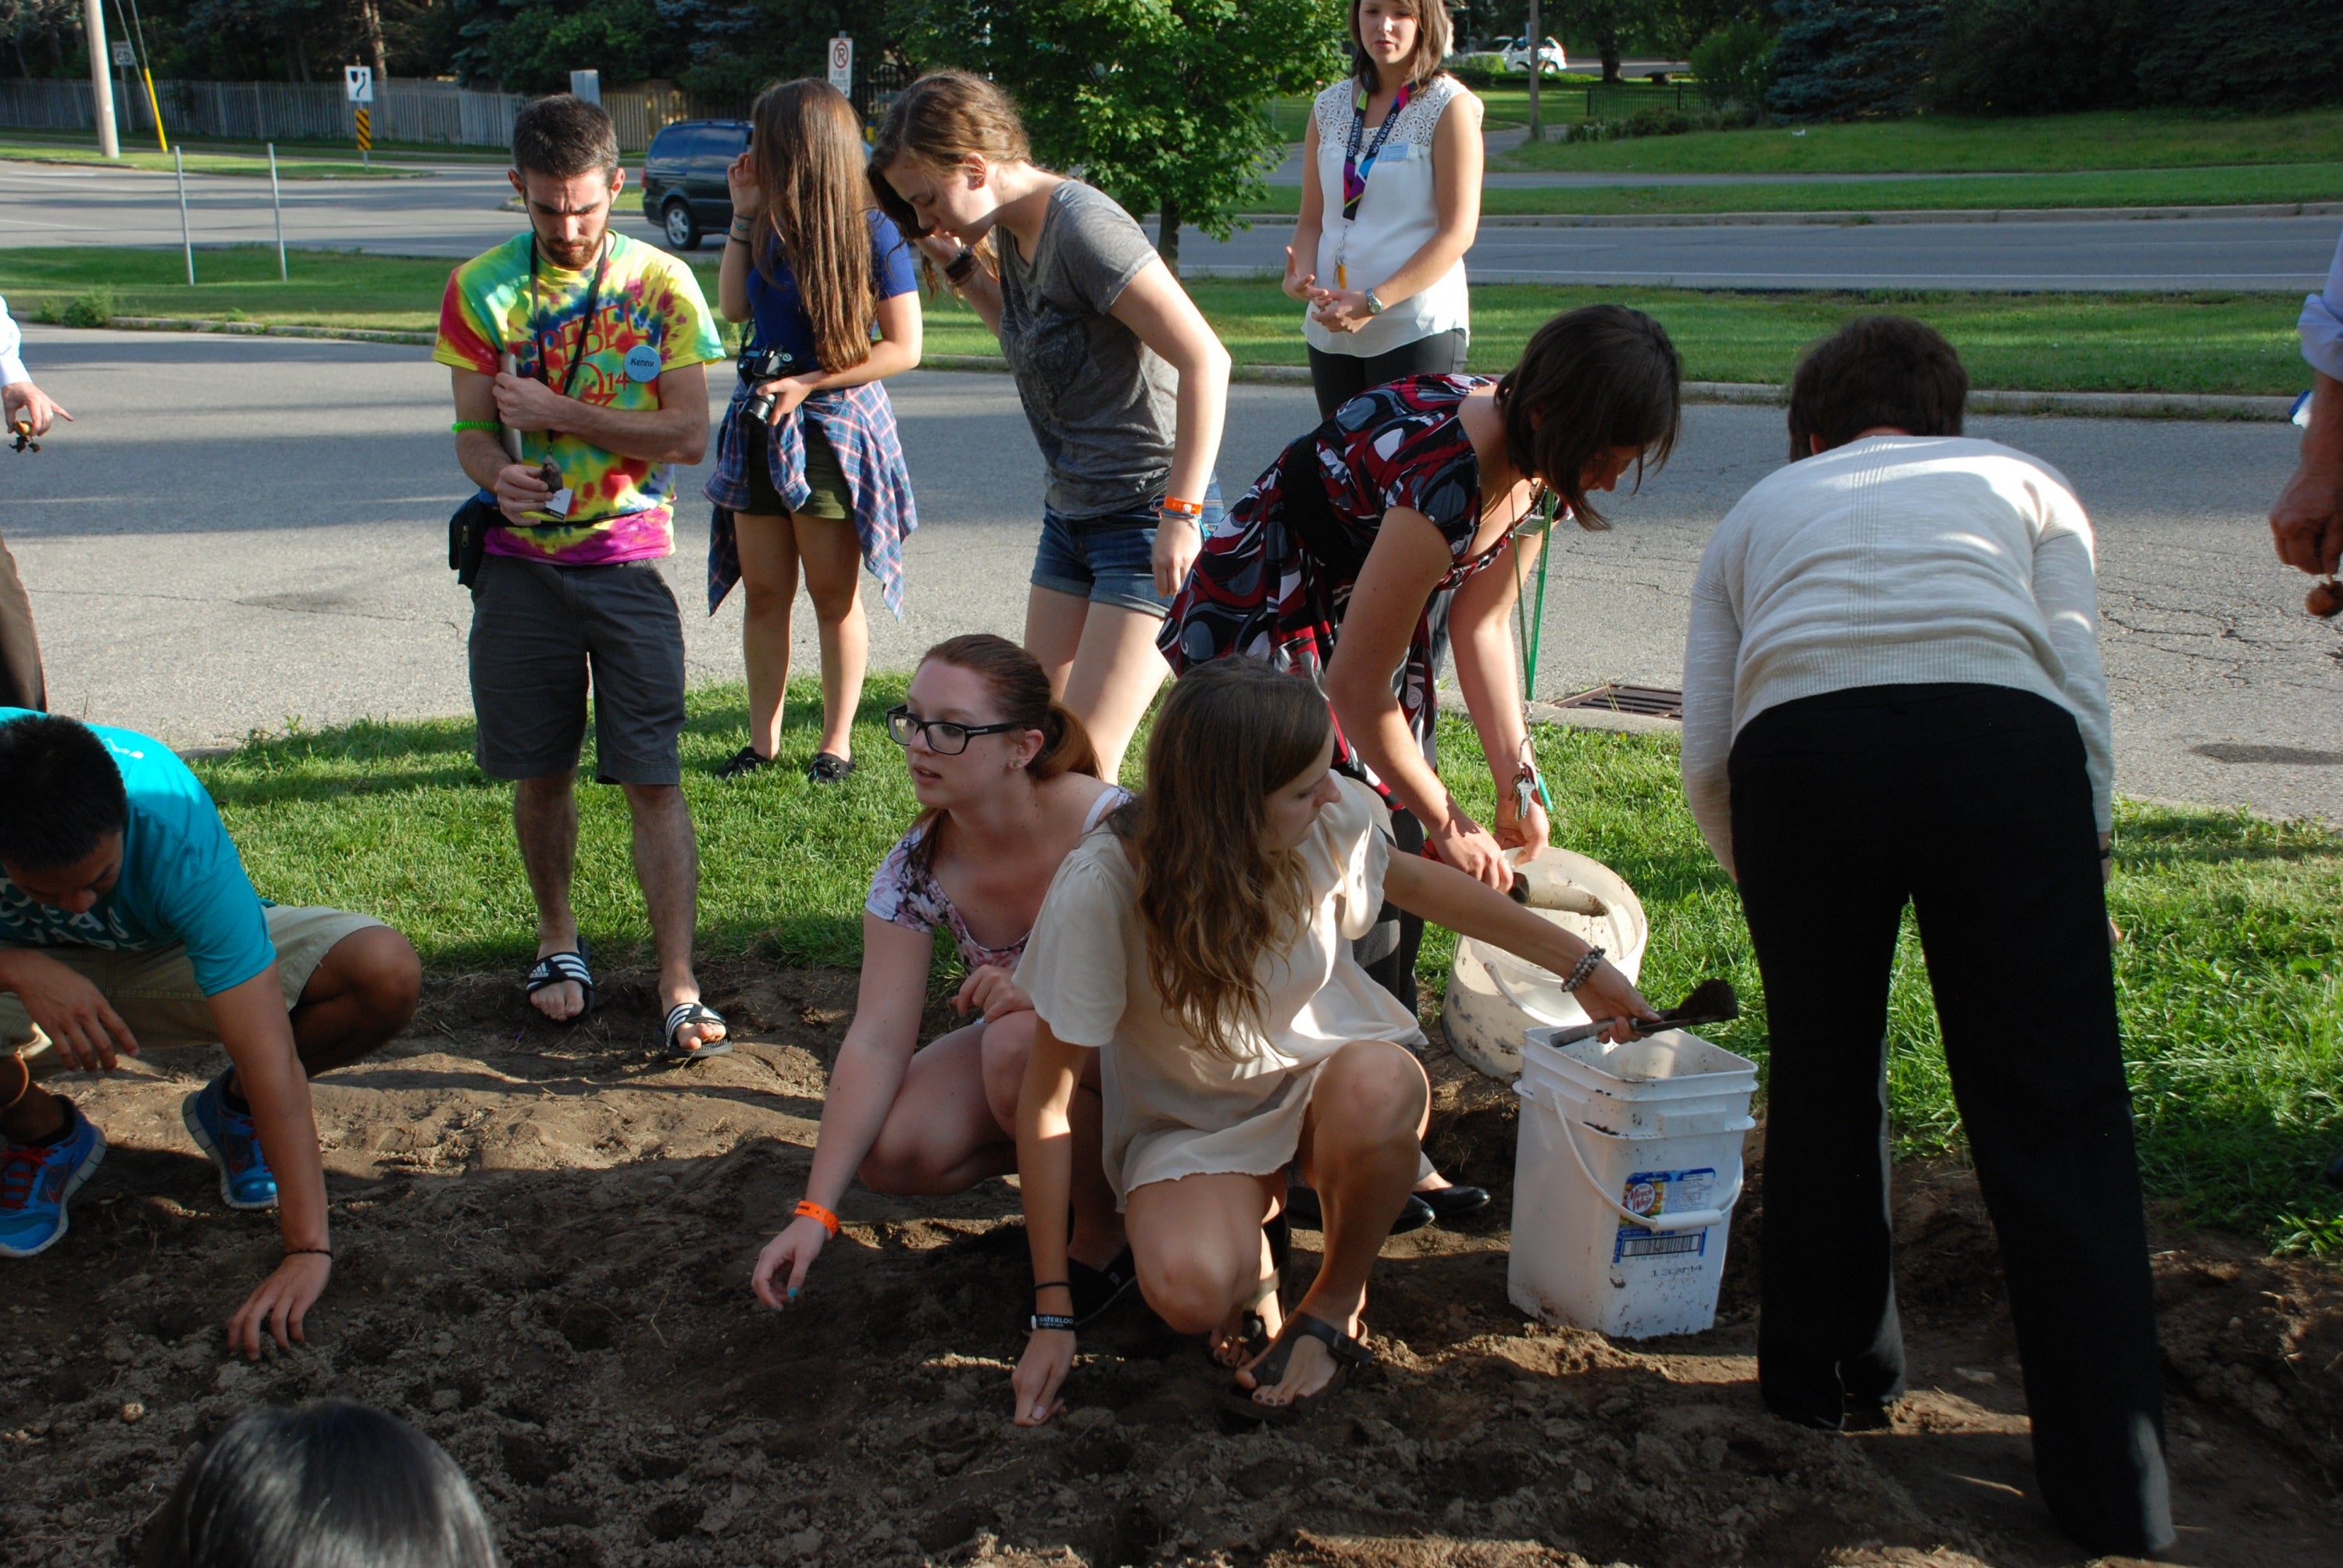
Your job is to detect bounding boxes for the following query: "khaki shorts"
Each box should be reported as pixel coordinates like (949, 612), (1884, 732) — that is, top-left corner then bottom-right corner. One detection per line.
(3, 906), (380, 1071)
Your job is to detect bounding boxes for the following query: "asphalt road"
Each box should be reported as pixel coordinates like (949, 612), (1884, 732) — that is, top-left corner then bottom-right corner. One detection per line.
(2, 159), (2334, 293)
(3, 325), (2334, 824)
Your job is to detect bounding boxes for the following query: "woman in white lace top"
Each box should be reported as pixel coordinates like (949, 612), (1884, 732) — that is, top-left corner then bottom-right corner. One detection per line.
(1285, 0), (1484, 419)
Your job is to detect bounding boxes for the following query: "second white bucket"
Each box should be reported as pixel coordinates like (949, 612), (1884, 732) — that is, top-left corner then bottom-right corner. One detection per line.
(1508, 1027), (1756, 1340)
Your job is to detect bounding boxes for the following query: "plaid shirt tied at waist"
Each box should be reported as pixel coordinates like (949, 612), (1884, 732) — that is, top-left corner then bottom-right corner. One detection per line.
(704, 377), (917, 617)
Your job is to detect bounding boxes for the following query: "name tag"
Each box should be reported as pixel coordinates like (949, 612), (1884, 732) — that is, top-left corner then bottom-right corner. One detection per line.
(623, 343), (664, 383)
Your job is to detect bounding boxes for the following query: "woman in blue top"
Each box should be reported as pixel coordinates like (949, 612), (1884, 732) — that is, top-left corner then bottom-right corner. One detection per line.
(708, 80), (923, 784)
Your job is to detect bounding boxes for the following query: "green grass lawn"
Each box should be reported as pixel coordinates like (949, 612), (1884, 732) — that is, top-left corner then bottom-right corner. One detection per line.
(192, 682), (2343, 1259)
(1496, 106), (2343, 176)
(0, 134), (404, 179)
(0, 247), (2309, 397)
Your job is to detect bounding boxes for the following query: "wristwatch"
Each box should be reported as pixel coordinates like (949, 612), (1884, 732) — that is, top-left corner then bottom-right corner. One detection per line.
(1364, 289), (1385, 316)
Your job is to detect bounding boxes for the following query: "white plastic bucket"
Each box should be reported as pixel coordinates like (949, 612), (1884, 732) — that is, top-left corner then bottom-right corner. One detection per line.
(1442, 846), (1648, 1081)
(1508, 1027), (1756, 1339)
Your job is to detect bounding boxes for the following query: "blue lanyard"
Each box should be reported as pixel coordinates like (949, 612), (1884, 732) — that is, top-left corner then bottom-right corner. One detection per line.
(1343, 83), (1411, 223)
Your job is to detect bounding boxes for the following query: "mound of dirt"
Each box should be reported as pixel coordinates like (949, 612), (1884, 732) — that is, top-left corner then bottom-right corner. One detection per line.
(2, 961), (2336, 1567)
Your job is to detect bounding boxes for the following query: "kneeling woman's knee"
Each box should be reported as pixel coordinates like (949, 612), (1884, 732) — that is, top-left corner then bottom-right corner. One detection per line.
(1321, 1040), (1428, 1134)
(978, 1011), (1040, 1124)
(1135, 1248), (1249, 1336)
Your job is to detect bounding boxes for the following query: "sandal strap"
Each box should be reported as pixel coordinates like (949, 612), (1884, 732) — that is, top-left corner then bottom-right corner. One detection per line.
(525, 951), (593, 995)
(1250, 1310), (1372, 1388)
(665, 1001), (725, 1042)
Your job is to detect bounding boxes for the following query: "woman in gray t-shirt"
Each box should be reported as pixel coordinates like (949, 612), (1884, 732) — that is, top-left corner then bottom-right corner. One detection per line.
(872, 71), (1232, 779)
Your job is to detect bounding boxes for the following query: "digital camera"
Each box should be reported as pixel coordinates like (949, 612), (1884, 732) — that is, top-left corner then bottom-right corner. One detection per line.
(740, 346), (801, 425)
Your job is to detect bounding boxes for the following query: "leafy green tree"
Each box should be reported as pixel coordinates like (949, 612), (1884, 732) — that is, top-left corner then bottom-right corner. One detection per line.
(1765, 0), (1942, 119)
(1688, 16), (1774, 109)
(896, 0), (1346, 273)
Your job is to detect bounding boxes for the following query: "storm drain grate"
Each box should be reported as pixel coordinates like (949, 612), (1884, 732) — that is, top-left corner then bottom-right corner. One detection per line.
(1553, 683), (1685, 720)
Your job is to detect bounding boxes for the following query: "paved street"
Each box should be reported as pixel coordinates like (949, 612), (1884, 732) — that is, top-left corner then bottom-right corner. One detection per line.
(2, 158), (2334, 292)
(2, 325), (2334, 823)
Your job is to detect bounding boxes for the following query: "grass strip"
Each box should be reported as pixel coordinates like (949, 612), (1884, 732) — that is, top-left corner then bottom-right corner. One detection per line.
(1491, 107), (2343, 176)
(1235, 163), (2343, 217)
(0, 136), (401, 179)
(191, 682), (2343, 1259)
(0, 248), (2311, 397)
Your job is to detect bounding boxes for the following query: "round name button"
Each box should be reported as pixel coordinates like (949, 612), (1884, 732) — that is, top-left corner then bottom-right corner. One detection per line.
(622, 343), (663, 383)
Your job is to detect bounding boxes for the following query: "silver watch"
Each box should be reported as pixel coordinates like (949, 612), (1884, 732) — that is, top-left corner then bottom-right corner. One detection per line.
(1364, 289), (1385, 316)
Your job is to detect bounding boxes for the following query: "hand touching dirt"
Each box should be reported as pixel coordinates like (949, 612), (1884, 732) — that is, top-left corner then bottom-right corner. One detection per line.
(1010, 1327), (1075, 1427)
(751, 1213), (832, 1308)
(227, 1253), (330, 1360)
(0, 950), (136, 1071)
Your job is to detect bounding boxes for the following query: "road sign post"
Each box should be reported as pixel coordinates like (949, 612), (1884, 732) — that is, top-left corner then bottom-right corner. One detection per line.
(1525, 0), (1542, 141)
(827, 36), (853, 98)
(344, 65), (373, 168)
(173, 144), (193, 285)
(83, 0), (119, 159)
(267, 141), (287, 282)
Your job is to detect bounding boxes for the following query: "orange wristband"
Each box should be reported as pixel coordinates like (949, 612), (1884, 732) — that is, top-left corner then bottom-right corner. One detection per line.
(1157, 495), (1204, 518)
(793, 1199), (840, 1237)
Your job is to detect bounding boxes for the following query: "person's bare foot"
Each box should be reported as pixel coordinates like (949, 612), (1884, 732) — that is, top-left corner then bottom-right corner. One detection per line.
(1211, 1288), (1283, 1370)
(1236, 1302), (1363, 1406)
(530, 935), (586, 1023)
(661, 982), (726, 1053)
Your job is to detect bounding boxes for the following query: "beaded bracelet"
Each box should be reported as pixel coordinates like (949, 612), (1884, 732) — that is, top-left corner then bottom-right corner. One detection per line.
(449, 419), (501, 435)
(793, 1198), (840, 1238)
(1560, 945), (1605, 993)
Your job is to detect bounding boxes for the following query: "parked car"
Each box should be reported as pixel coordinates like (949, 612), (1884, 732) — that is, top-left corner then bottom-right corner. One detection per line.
(640, 118), (750, 251)
(1499, 35), (1569, 75)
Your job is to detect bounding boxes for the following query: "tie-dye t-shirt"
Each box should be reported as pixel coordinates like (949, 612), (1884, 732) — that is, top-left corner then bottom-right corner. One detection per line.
(434, 231), (724, 565)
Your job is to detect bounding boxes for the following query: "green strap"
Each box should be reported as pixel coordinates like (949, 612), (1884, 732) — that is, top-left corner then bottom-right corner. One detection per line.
(1509, 492), (1558, 814)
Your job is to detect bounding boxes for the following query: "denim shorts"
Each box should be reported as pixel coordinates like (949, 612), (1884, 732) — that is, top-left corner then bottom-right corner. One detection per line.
(1030, 479), (1225, 618)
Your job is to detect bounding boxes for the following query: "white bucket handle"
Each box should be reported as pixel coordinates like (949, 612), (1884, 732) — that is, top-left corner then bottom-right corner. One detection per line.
(1543, 1089), (1744, 1233)
(1482, 951), (1577, 1029)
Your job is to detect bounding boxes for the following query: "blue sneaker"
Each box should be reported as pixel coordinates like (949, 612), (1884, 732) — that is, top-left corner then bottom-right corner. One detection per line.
(0, 1101), (106, 1259)
(184, 1073), (277, 1211)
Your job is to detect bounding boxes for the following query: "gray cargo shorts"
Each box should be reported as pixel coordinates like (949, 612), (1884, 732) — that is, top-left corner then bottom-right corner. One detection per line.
(467, 553), (687, 786)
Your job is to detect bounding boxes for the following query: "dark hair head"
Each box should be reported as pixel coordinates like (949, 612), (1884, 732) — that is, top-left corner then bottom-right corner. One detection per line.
(1786, 315), (1968, 460)
(1350, 0), (1453, 90)
(0, 715), (128, 871)
(1495, 305), (1682, 530)
(141, 1400), (500, 1568)
(512, 94), (619, 181)
(748, 79), (878, 373)
(907, 633), (1100, 871)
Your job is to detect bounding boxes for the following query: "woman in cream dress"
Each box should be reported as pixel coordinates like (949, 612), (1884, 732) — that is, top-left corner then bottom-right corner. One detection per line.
(1007, 660), (1654, 1424)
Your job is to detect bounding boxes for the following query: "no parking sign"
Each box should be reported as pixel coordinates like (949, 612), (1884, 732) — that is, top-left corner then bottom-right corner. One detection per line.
(827, 36), (852, 94)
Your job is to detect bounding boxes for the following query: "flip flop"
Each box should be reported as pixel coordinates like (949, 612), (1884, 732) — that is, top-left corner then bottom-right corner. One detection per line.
(522, 939), (594, 1021)
(1221, 1312), (1373, 1425)
(664, 1000), (731, 1059)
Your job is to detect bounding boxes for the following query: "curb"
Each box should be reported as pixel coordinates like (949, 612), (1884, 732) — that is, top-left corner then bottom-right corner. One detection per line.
(1525, 700), (1680, 736)
(95, 321), (2298, 420)
(1234, 199), (2343, 229)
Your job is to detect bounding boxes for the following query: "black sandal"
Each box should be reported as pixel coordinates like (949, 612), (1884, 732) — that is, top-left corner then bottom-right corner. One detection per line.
(664, 1000), (731, 1059)
(522, 939), (594, 1021)
(1222, 1312), (1373, 1425)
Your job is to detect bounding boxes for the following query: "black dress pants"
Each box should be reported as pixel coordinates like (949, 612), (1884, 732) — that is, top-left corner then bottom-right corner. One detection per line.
(1307, 328), (1470, 421)
(1353, 804), (1425, 1017)
(1729, 682), (2172, 1557)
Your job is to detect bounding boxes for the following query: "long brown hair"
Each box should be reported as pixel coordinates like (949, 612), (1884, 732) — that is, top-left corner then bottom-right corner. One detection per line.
(1496, 304), (1683, 530)
(750, 80), (878, 372)
(1113, 661), (1333, 1063)
(1350, 0), (1453, 91)
(867, 69), (1036, 284)
(908, 634), (1100, 872)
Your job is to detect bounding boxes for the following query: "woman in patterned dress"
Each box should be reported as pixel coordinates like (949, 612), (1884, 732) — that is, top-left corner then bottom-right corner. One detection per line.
(749, 636), (1133, 1317)
(1162, 304), (1683, 965)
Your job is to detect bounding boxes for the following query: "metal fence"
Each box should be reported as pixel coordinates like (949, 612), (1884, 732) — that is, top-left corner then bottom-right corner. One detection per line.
(0, 70), (915, 151)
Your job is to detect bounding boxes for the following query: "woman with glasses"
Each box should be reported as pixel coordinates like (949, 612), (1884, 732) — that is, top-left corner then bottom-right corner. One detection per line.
(750, 634), (1135, 1318)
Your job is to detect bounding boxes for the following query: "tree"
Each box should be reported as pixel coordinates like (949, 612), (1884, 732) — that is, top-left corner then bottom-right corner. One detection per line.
(897, 0), (1346, 273)
(1765, 0), (1941, 119)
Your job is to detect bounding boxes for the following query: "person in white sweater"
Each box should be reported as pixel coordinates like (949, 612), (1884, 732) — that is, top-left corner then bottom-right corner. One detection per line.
(1680, 316), (2170, 1558)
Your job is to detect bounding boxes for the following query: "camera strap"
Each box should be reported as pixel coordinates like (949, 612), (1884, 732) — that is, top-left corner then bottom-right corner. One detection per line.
(526, 233), (612, 401)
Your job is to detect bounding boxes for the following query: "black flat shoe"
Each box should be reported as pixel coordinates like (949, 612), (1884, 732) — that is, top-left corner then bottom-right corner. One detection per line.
(1066, 1245), (1138, 1327)
(717, 744), (771, 779)
(1284, 1185), (1434, 1236)
(1417, 1185), (1492, 1223)
(806, 751), (856, 785)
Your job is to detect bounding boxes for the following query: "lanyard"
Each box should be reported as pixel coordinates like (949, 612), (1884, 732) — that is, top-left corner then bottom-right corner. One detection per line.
(526, 234), (611, 400)
(1341, 82), (1412, 223)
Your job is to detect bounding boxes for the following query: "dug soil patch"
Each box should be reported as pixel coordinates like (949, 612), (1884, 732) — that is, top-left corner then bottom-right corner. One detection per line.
(2, 961), (2337, 1566)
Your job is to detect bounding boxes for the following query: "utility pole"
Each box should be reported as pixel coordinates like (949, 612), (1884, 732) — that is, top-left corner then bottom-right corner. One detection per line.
(83, 0), (119, 159)
(1525, 0), (1542, 142)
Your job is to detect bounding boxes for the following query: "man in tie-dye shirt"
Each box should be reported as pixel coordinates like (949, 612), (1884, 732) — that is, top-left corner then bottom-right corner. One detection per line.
(437, 94), (732, 1059)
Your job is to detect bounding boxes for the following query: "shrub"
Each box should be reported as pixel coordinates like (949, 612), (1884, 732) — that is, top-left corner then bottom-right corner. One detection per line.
(1689, 19), (1778, 112)
(1767, 1), (1946, 121)
(38, 287), (117, 329)
(1928, 0), (2142, 113)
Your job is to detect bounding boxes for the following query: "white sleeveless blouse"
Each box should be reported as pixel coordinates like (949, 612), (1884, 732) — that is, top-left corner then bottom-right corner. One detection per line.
(1306, 74), (1474, 359)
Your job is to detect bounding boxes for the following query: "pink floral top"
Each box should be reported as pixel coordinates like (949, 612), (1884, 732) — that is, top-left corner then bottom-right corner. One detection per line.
(864, 786), (1132, 969)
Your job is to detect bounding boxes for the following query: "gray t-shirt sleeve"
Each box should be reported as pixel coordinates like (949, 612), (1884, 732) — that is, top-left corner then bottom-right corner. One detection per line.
(1050, 185), (1157, 318)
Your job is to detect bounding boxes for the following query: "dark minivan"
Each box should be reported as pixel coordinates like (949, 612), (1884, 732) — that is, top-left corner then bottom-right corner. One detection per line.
(640, 118), (750, 251)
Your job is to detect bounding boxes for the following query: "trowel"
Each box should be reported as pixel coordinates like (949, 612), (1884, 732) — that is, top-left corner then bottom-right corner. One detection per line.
(1537, 978), (1741, 1046)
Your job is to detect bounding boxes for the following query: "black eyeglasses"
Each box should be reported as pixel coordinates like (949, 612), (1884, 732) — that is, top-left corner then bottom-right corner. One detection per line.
(883, 704), (1022, 756)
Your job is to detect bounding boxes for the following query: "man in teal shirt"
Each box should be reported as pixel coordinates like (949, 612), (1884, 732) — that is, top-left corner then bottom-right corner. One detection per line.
(0, 712), (421, 1359)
